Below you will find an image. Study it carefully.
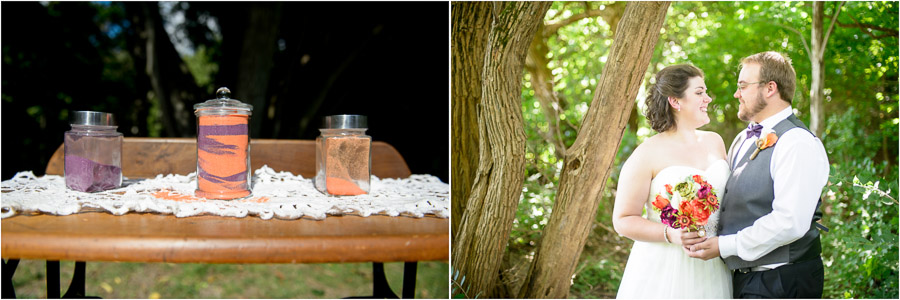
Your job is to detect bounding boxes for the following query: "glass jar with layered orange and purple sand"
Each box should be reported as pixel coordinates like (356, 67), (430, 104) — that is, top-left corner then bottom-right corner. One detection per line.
(194, 87), (253, 200)
(64, 111), (123, 192)
(315, 115), (372, 196)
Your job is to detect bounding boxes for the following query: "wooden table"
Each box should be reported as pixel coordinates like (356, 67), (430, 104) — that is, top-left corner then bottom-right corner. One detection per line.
(2, 212), (449, 298)
(3, 138), (448, 298)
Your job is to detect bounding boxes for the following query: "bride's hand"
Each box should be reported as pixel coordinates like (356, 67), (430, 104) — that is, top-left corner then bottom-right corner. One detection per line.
(680, 230), (706, 248)
(666, 227), (694, 245)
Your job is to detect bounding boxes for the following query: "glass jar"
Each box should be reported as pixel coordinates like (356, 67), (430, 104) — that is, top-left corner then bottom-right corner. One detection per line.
(315, 115), (371, 196)
(64, 111), (123, 192)
(193, 87), (253, 200)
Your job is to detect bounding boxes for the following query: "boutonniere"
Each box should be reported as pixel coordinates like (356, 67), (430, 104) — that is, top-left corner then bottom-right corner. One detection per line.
(750, 130), (778, 160)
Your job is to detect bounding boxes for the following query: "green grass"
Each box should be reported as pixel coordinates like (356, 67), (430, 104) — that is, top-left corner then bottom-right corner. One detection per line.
(7, 260), (449, 298)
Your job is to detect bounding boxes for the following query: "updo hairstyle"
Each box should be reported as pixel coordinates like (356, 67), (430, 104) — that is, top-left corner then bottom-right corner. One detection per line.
(644, 64), (704, 132)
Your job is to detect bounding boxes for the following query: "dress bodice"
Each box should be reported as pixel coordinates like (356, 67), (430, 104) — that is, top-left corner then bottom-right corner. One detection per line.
(618, 160), (734, 298)
(645, 159), (730, 236)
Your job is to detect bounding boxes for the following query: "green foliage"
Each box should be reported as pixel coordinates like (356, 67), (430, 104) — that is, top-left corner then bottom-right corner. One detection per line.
(820, 105), (899, 298)
(514, 1), (898, 298)
(183, 45), (219, 95)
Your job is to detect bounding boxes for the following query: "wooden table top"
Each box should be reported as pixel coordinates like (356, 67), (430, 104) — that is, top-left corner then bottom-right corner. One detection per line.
(1, 212), (449, 264)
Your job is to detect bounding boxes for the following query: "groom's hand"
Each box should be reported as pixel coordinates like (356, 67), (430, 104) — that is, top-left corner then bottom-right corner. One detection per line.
(685, 237), (720, 260)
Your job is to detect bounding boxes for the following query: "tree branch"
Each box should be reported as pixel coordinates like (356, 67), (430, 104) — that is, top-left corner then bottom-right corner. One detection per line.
(826, 14), (900, 38)
(770, 21), (811, 59)
(543, 9), (606, 36)
(820, 1), (845, 57)
(544, 2), (625, 37)
(844, 12), (898, 40)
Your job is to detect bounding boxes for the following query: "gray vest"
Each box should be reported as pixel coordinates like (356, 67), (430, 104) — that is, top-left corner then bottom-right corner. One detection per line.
(718, 114), (823, 270)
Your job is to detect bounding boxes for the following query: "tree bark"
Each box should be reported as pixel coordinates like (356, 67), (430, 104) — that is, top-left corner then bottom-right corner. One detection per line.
(452, 2), (551, 298)
(518, 2), (670, 298)
(451, 1), (492, 237)
(235, 3), (282, 138)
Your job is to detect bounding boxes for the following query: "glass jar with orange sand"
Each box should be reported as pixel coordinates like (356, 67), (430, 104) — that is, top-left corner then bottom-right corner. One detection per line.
(193, 87), (253, 200)
(315, 114), (371, 196)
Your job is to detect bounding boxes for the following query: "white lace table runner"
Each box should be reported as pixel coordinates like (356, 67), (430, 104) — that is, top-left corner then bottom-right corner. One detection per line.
(1, 165), (449, 220)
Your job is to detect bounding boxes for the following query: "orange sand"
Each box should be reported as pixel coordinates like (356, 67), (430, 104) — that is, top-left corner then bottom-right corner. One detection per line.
(154, 189), (268, 203)
(153, 190), (206, 202)
(326, 176), (366, 196)
(321, 137), (369, 195)
(199, 115), (248, 126)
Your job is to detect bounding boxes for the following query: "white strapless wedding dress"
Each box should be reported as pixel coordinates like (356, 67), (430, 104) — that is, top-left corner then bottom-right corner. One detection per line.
(616, 160), (733, 299)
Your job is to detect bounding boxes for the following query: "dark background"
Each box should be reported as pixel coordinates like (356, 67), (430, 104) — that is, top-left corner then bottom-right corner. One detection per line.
(2, 2), (449, 182)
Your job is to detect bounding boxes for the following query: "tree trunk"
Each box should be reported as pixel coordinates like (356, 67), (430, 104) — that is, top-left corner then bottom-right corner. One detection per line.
(235, 3), (282, 138)
(810, 1), (825, 138)
(451, 1), (492, 237)
(809, 1), (844, 138)
(518, 2), (670, 298)
(452, 2), (551, 298)
(129, 2), (201, 137)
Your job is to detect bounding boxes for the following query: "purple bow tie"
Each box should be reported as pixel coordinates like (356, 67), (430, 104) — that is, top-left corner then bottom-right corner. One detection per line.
(746, 124), (763, 139)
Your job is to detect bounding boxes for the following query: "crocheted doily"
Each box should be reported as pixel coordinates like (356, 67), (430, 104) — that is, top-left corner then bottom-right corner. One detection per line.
(1, 166), (448, 220)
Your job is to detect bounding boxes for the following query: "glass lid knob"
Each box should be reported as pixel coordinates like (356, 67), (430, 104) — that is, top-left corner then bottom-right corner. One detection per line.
(216, 87), (232, 99)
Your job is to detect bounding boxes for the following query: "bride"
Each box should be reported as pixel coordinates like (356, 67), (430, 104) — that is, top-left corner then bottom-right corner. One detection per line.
(613, 64), (732, 298)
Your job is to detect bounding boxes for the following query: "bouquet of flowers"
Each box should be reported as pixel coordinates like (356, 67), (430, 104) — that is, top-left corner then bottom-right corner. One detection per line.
(651, 174), (719, 236)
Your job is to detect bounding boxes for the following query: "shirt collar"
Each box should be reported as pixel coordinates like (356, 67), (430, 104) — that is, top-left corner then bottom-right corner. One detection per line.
(753, 106), (793, 132)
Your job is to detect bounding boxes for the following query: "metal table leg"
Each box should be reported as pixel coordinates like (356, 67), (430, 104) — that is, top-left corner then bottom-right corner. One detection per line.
(47, 261), (60, 299)
(3, 259), (20, 298)
(372, 262), (398, 298)
(402, 262), (417, 299)
(62, 261), (89, 298)
(45, 260), (96, 299)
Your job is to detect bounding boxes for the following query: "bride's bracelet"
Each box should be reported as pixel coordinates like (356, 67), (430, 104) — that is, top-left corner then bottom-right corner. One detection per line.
(663, 225), (671, 244)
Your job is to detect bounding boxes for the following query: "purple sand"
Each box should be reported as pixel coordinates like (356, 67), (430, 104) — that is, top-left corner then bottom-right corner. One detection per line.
(198, 124), (248, 155)
(65, 155), (122, 192)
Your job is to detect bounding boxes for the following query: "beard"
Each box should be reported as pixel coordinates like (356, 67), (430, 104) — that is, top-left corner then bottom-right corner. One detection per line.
(738, 89), (767, 122)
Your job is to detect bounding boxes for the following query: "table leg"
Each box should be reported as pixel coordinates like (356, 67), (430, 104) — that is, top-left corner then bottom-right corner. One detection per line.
(372, 262), (398, 298)
(47, 261), (60, 299)
(402, 262), (417, 299)
(3, 259), (19, 298)
(62, 261), (88, 298)
(44, 261), (95, 299)
(346, 262), (418, 299)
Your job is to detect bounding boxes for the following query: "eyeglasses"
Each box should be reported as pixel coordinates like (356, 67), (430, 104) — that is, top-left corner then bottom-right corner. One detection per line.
(736, 81), (767, 94)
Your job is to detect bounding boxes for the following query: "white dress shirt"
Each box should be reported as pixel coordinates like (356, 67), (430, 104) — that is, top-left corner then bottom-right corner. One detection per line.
(719, 106), (830, 269)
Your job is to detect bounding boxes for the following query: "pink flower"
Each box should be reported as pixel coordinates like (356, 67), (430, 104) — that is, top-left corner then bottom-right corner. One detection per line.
(697, 184), (711, 200)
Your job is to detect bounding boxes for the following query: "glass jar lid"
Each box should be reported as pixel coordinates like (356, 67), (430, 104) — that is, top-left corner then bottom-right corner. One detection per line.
(194, 87), (253, 114)
(322, 114), (367, 129)
(71, 111), (116, 126)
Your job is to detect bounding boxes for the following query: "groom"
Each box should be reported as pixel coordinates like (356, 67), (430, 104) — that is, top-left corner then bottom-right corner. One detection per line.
(685, 51), (830, 298)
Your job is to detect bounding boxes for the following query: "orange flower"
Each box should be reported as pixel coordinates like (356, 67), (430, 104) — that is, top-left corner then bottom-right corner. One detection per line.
(707, 194), (719, 208)
(750, 132), (779, 160)
(758, 132), (778, 149)
(665, 184), (674, 195)
(691, 200), (711, 225)
(676, 214), (693, 228)
(679, 200), (694, 216)
(692, 174), (703, 184)
(652, 194), (670, 210)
